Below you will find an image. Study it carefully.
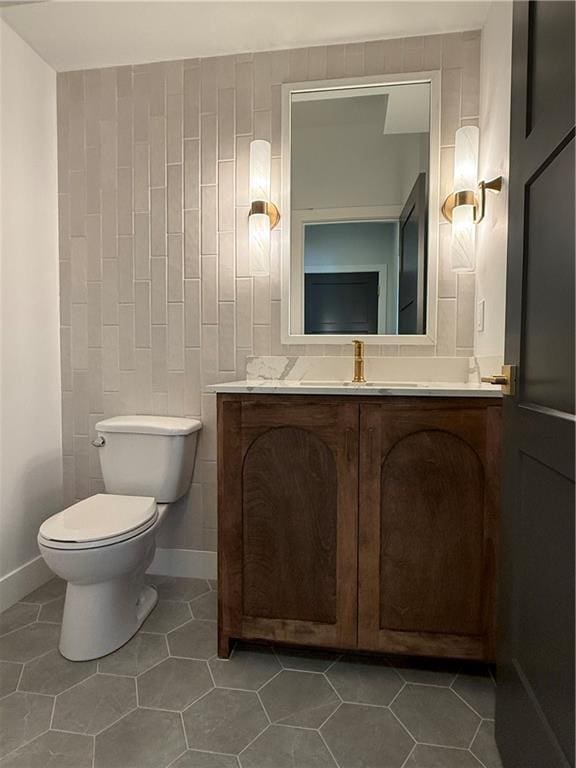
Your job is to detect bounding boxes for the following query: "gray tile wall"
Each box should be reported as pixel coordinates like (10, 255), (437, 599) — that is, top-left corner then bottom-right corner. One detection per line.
(57, 32), (480, 552)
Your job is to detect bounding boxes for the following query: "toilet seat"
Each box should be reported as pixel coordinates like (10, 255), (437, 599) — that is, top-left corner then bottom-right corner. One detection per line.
(38, 494), (158, 550)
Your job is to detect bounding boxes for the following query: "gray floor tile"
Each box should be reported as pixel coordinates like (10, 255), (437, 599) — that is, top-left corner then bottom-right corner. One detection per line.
(326, 655), (404, 706)
(259, 670), (340, 728)
(98, 632), (168, 676)
(19, 579), (66, 605)
(452, 667), (496, 719)
(208, 580), (218, 591)
(0, 661), (22, 698)
(190, 591), (217, 621)
(142, 600), (192, 633)
(471, 721), (503, 768)
(148, 575), (211, 602)
(95, 707), (186, 768)
(170, 751), (239, 768)
(0, 623), (60, 663)
(392, 685), (480, 749)
(0, 691), (54, 758)
(275, 648), (340, 673)
(183, 688), (268, 755)
(0, 604), (39, 637)
(404, 744), (484, 767)
(387, 655), (462, 686)
(209, 645), (280, 691)
(18, 649), (95, 695)
(321, 702), (414, 768)
(168, 619), (217, 659)
(38, 598), (65, 624)
(138, 657), (213, 711)
(0, 730), (93, 768)
(240, 725), (337, 768)
(52, 673), (136, 735)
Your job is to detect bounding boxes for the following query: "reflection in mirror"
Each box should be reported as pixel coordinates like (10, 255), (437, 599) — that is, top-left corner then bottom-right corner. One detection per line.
(290, 81), (431, 336)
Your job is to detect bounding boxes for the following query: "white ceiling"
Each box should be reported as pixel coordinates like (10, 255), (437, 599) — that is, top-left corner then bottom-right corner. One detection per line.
(0, 0), (490, 72)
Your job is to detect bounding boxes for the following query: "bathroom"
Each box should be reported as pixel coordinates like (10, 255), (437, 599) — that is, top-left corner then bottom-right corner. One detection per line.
(0, 1), (573, 766)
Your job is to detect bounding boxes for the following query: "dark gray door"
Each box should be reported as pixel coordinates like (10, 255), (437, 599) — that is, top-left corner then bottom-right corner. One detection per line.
(398, 172), (427, 334)
(496, 3), (575, 767)
(304, 272), (379, 334)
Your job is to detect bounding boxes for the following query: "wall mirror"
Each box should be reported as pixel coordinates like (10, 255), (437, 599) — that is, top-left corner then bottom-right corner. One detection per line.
(281, 72), (440, 345)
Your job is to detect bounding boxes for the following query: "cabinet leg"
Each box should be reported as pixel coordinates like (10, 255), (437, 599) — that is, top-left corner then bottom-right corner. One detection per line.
(218, 631), (233, 659)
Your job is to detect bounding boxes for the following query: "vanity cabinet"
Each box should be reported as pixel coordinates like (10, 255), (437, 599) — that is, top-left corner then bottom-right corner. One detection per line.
(217, 394), (501, 661)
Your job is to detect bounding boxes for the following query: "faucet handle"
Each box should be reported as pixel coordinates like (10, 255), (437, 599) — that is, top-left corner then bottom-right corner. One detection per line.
(352, 339), (364, 356)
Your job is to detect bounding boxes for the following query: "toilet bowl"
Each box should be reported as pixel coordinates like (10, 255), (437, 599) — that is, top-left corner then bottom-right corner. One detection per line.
(38, 415), (202, 661)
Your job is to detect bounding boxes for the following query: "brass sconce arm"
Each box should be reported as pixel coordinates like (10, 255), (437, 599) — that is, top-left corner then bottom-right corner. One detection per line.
(441, 175), (503, 223)
(249, 200), (281, 229)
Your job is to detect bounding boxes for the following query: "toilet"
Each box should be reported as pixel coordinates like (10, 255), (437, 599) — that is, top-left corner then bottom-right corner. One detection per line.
(38, 415), (202, 661)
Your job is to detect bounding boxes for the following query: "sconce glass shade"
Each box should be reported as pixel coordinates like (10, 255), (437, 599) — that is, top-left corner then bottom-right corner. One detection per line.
(249, 213), (271, 276)
(249, 140), (271, 202)
(451, 125), (479, 272)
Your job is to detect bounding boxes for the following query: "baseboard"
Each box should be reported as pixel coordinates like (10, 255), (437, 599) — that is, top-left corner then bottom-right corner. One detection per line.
(148, 547), (217, 581)
(0, 555), (53, 612)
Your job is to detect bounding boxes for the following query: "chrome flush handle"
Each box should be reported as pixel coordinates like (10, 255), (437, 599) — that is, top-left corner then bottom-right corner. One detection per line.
(91, 436), (106, 447)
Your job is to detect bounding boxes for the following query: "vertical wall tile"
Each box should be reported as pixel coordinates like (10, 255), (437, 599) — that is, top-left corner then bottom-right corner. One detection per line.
(71, 304), (88, 371)
(86, 145), (101, 214)
(200, 57), (218, 114)
(119, 303), (136, 370)
(183, 67), (200, 139)
(253, 276), (271, 326)
(117, 236), (134, 302)
(218, 88), (235, 160)
(201, 186), (217, 254)
(201, 113), (217, 185)
(151, 325), (168, 392)
(218, 302), (236, 372)
(102, 325), (120, 391)
(235, 60), (253, 134)
(150, 62), (166, 116)
(364, 40), (385, 75)
(441, 68), (461, 146)
(167, 93), (183, 164)
(150, 116), (166, 188)
(218, 231), (235, 302)
(71, 238), (88, 303)
(87, 282), (102, 348)
(134, 212), (150, 279)
(254, 52), (272, 110)
(461, 31), (481, 118)
(70, 170), (86, 236)
(117, 167), (133, 235)
(185, 348), (201, 415)
(184, 139), (200, 209)
(456, 273), (475, 348)
(168, 303), (185, 370)
(184, 279), (201, 347)
(135, 281), (151, 347)
(134, 143), (150, 212)
(235, 278), (252, 348)
(117, 96), (133, 167)
(167, 164), (183, 232)
(436, 298), (457, 356)
(133, 72), (150, 142)
(150, 187), (167, 256)
(201, 255), (218, 324)
(344, 43), (364, 76)
(151, 256), (167, 324)
(168, 233), (184, 301)
(102, 258), (118, 325)
(326, 44), (346, 78)
(218, 161), (235, 232)
(68, 99), (85, 171)
(184, 209), (200, 278)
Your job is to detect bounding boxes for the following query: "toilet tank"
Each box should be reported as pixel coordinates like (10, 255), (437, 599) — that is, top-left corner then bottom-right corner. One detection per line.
(94, 416), (202, 502)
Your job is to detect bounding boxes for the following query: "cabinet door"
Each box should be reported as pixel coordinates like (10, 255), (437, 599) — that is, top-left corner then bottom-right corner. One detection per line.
(218, 396), (359, 655)
(358, 400), (501, 661)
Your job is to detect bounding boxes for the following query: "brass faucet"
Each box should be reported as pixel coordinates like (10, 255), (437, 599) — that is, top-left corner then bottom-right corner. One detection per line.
(352, 340), (365, 383)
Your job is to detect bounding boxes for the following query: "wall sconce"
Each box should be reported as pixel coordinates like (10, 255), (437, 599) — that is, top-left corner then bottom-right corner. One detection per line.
(249, 140), (280, 276)
(441, 126), (503, 272)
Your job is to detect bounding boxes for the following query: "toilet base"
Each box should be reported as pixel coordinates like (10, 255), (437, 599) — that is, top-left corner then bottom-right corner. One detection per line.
(59, 579), (158, 661)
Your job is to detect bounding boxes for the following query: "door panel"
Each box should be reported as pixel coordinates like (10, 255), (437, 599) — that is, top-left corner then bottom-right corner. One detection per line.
(218, 396), (359, 655)
(358, 400), (501, 660)
(497, 3), (575, 767)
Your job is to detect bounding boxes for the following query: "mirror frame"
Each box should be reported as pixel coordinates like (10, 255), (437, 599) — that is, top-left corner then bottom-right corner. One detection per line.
(281, 71), (441, 345)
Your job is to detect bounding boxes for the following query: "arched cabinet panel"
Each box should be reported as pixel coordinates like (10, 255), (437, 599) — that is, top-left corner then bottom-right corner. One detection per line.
(242, 426), (338, 624)
(358, 401), (501, 660)
(218, 397), (359, 657)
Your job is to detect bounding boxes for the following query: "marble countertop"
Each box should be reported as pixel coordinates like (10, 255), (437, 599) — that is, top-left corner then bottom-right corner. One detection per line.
(206, 379), (502, 397)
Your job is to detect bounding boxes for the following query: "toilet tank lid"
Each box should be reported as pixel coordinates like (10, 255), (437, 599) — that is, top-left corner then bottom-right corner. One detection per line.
(95, 415), (202, 436)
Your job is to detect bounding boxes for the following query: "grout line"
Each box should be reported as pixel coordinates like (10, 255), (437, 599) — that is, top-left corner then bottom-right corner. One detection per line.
(93, 704), (139, 736)
(450, 687), (488, 721)
(468, 717), (484, 750)
(318, 728), (341, 767)
(399, 742), (417, 768)
(238, 723), (271, 755)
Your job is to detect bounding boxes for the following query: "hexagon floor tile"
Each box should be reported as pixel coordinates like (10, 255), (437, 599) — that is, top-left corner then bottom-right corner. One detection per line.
(240, 725), (337, 768)
(182, 688), (268, 754)
(18, 649), (96, 695)
(52, 673), (136, 735)
(209, 645), (280, 691)
(259, 670), (339, 728)
(0, 582), (504, 768)
(138, 657), (213, 711)
(391, 684), (481, 749)
(95, 708), (186, 768)
(321, 702), (415, 768)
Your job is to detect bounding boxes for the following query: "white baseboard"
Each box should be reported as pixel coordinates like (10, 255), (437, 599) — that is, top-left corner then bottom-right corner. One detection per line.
(0, 555), (53, 612)
(148, 548), (217, 581)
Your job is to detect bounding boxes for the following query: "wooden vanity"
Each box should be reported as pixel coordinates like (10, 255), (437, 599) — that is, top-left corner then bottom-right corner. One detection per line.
(216, 392), (502, 662)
